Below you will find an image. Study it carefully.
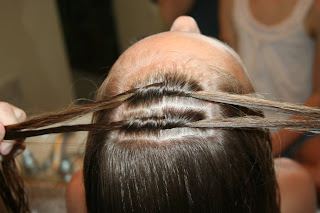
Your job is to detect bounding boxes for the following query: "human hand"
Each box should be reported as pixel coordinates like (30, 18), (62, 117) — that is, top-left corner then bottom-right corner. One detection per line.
(0, 102), (26, 158)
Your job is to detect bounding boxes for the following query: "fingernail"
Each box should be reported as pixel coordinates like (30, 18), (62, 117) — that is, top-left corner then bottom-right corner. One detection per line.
(0, 142), (14, 155)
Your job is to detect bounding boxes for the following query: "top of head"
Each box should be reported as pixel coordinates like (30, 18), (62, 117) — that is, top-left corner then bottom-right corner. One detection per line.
(92, 16), (256, 141)
(100, 16), (253, 97)
(95, 17), (255, 142)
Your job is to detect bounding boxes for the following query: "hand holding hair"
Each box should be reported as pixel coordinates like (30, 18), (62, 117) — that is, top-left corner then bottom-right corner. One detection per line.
(0, 102), (26, 156)
(0, 102), (29, 213)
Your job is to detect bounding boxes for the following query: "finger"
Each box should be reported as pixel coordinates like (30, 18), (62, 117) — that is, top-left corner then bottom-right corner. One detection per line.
(1, 139), (24, 156)
(0, 105), (18, 154)
(11, 105), (26, 122)
(0, 121), (15, 155)
(0, 122), (5, 141)
(0, 141), (15, 155)
(0, 141), (25, 161)
(0, 102), (19, 125)
(0, 138), (25, 156)
(0, 103), (26, 155)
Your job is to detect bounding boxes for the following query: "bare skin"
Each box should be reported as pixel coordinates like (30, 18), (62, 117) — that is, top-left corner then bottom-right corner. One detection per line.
(275, 158), (317, 213)
(0, 102), (26, 156)
(66, 169), (86, 213)
(67, 16), (317, 213)
(219, 0), (320, 193)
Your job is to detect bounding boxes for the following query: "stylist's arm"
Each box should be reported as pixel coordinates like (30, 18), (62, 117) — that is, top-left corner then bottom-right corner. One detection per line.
(0, 102), (26, 156)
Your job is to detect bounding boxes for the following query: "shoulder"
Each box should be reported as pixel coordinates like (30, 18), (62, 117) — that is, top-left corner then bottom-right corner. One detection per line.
(67, 169), (83, 190)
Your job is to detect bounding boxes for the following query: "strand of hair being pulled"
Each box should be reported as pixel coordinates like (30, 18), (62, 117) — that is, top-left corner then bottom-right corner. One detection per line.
(4, 83), (320, 140)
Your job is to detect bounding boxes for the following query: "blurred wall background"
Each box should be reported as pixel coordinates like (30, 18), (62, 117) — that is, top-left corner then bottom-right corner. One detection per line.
(0, 0), (166, 115)
(0, 0), (74, 115)
(113, 0), (167, 52)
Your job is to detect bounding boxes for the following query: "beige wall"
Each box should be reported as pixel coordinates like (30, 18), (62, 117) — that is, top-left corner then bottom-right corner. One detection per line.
(113, 0), (167, 52)
(0, 0), (74, 114)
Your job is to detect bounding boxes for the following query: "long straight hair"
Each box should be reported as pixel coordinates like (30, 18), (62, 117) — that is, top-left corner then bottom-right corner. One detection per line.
(84, 73), (279, 213)
(2, 73), (320, 212)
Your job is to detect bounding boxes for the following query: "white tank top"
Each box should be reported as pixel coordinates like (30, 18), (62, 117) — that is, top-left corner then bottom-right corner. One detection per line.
(233, 0), (315, 118)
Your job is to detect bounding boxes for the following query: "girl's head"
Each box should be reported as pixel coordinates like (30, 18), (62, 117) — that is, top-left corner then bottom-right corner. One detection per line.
(7, 16), (320, 213)
(83, 17), (279, 212)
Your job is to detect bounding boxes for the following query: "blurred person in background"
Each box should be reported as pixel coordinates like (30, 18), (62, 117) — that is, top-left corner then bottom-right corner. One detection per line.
(219, 0), (320, 195)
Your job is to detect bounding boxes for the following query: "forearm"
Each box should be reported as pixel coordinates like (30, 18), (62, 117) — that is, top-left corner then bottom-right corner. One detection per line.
(272, 92), (320, 156)
(272, 129), (303, 157)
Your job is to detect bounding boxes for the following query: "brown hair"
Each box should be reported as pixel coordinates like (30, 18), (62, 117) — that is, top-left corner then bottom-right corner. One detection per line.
(2, 73), (320, 212)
